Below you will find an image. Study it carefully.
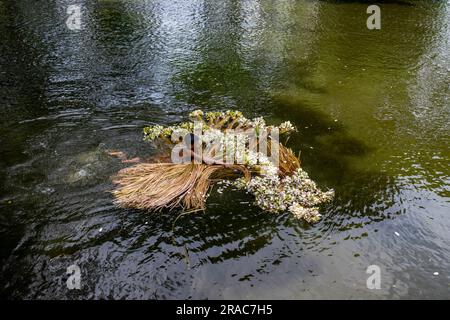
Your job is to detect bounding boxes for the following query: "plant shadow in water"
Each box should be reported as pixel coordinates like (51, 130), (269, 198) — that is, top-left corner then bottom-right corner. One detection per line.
(270, 96), (402, 229)
(272, 95), (371, 182)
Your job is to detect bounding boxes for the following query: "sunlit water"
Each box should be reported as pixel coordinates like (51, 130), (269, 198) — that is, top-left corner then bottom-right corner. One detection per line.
(0, 0), (449, 299)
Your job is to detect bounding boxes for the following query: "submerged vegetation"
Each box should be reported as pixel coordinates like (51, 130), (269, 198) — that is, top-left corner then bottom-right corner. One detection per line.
(112, 110), (334, 223)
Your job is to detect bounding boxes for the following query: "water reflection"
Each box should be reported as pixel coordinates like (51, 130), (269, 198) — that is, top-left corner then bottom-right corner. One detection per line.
(0, 0), (448, 299)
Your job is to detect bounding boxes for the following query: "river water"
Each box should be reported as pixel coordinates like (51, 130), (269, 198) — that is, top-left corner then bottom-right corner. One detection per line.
(0, 0), (449, 299)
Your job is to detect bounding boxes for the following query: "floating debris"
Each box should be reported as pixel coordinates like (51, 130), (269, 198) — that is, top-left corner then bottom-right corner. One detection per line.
(111, 110), (334, 223)
(226, 167), (334, 223)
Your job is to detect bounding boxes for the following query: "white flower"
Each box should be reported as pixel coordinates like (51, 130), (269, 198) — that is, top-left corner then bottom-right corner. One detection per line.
(171, 128), (190, 143)
(189, 110), (204, 119)
(289, 203), (321, 223)
(279, 121), (296, 133)
(259, 163), (278, 177)
(202, 128), (224, 144)
(228, 167), (333, 223)
(143, 125), (164, 140)
(251, 117), (266, 133)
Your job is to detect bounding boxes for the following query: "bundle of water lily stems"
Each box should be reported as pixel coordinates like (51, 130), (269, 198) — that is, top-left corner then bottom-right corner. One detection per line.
(112, 110), (334, 223)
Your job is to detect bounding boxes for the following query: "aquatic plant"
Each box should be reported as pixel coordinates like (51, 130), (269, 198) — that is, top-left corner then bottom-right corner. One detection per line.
(223, 167), (334, 223)
(113, 163), (250, 211)
(112, 110), (334, 223)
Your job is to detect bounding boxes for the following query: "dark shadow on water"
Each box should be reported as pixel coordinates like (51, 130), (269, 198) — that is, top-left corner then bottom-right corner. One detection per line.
(271, 94), (372, 183)
(92, 1), (144, 44)
(0, 155), (402, 299)
(268, 95), (402, 234)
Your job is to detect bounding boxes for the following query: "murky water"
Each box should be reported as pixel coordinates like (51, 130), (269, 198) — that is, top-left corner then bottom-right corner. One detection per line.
(0, 0), (449, 299)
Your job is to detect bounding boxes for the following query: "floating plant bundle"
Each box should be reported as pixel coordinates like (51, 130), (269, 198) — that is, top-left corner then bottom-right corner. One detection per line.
(112, 110), (334, 223)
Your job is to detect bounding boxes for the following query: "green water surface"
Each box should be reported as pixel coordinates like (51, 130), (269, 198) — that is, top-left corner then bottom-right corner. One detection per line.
(0, 0), (448, 299)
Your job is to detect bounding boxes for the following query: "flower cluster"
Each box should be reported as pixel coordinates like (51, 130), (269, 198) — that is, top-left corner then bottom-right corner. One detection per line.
(189, 110), (204, 119)
(204, 111), (223, 123)
(143, 125), (165, 140)
(143, 122), (195, 142)
(225, 110), (243, 119)
(227, 168), (334, 223)
(251, 116), (266, 129)
(279, 121), (297, 134)
(144, 110), (295, 142)
(289, 203), (322, 223)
